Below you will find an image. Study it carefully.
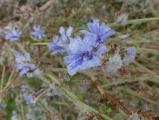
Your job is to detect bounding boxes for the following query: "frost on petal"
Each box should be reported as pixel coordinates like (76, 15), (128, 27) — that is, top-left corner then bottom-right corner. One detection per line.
(106, 53), (123, 73)
(68, 36), (82, 54)
(81, 55), (101, 70)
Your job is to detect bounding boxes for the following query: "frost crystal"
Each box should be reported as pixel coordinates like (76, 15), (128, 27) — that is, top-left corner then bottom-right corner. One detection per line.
(47, 82), (62, 96)
(116, 13), (128, 26)
(26, 69), (43, 78)
(106, 53), (123, 73)
(128, 113), (141, 120)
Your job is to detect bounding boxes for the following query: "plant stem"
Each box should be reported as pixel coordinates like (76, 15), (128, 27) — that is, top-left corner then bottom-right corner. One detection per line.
(31, 42), (49, 46)
(0, 65), (6, 89)
(87, 69), (132, 116)
(109, 17), (159, 27)
(46, 72), (112, 120)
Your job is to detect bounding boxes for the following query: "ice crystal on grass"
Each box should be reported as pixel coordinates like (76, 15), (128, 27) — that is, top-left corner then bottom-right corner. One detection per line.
(123, 46), (136, 65)
(80, 19), (115, 45)
(116, 13), (128, 26)
(26, 68), (43, 78)
(15, 52), (36, 77)
(64, 36), (106, 75)
(128, 113), (141, 120)
(5, 28), (22, 41)
(26, 105), (46, 120)
(47, 82), (62, 96)
(106, 53), (123, 73)
(31, 25), (46, 40)
(11, 111), (20, 120)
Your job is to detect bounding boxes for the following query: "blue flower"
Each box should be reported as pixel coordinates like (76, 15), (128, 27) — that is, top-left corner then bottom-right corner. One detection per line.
(0, 104), (6, 109)
(31, 25), (46, 40)
(144, 104), (149, 110)
(48, 36), (66, 54)
(64, 36), (106, 76)
(82, 85), (88, 91)
(24, 94), (32, 104)
(125, 46), (136, 56)
(15, 52), (36, 76)
(80, 19), (115, 44)
(84, 99), (90, 104)
(59, 26), (73, 42)
(21, 85), (28, 92)
(5, 28), (22, 41)
(48, 26), (73, 54)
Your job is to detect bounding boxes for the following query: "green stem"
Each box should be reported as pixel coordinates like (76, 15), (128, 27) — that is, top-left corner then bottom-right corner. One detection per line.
(102, 76), (159, 88)
(21, 104), (25, 120)
(46, 72), (112, 120)
(87, 69), (105, 94)
(121, 88), (159, 106)
(0, 65), (6, 89)
(15, 43), (27, 54)
(109, 17), (159, 27)
(31, 42), (49, 46)
(87, 70), (132, 116)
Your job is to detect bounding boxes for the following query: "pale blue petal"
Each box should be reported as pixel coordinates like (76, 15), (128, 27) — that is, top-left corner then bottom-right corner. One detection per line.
(20, 67), (29, 76)
(64, 54), (82, 63)
(59, 27), (65, 35)
(94, 44), (107, 56)
(25, 53), (30, 61)
(87, 22), (96, 34)
(80, 30), (92, 36)
(101, 29), (115, 42)
(66, 26), (73, 37)
(99, 23), (110, 35)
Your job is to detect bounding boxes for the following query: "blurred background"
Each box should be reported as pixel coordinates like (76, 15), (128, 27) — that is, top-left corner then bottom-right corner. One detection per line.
(0, 0), (159, 120)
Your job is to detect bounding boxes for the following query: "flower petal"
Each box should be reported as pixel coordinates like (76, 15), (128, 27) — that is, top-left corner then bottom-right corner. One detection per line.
(66, 26), (73, 37)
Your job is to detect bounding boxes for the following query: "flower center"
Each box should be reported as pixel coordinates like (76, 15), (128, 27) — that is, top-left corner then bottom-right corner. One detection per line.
(83, 51), (92, 59)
